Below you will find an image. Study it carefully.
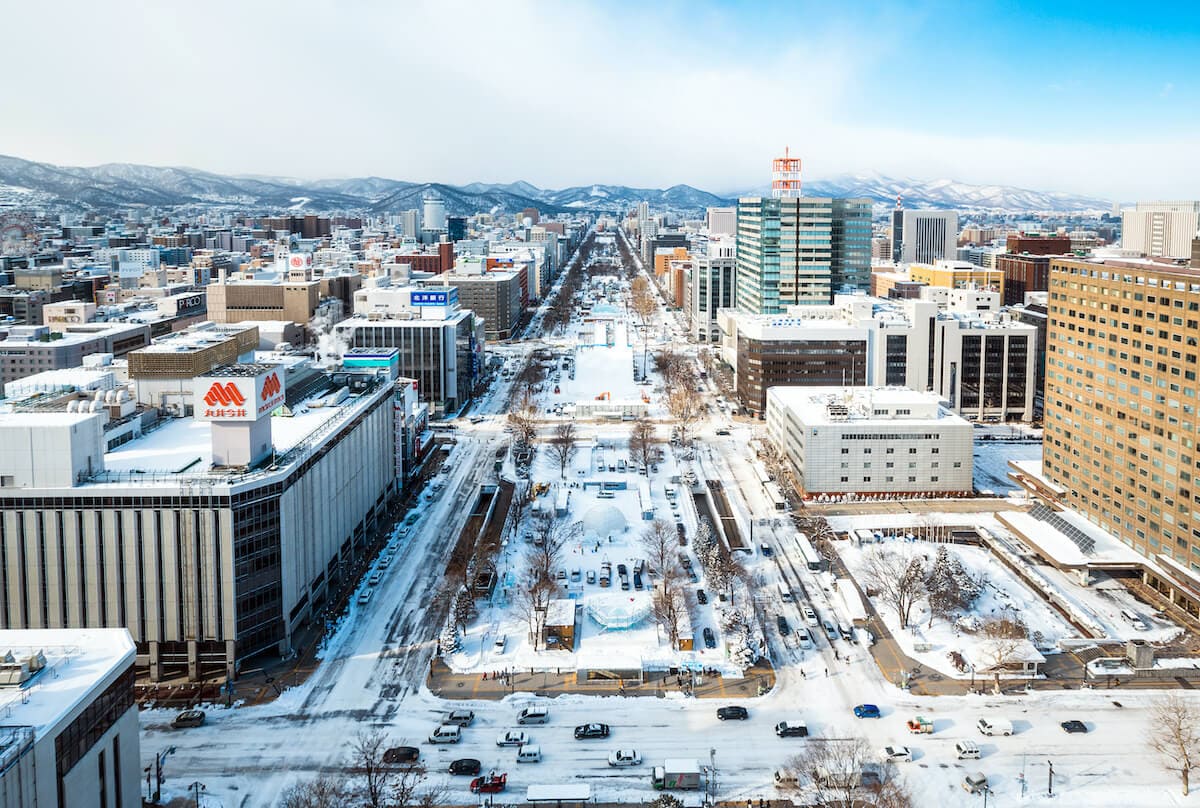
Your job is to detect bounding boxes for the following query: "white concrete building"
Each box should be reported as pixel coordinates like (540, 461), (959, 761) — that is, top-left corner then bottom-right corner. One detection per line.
(0, 629), (140, 808)
(1121, 201), (1200, 259)
(891, 209), (958, 264)
(765, 386), (973, 498)
(685, 239), (736, 342)
(0, 360), (399, 681)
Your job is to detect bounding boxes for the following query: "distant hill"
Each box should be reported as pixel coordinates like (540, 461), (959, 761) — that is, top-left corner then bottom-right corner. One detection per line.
(0, 154), (1111, 215)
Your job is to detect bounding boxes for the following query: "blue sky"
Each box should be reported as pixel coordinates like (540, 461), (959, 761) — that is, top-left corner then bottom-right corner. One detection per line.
(1, 0), (1196, 200)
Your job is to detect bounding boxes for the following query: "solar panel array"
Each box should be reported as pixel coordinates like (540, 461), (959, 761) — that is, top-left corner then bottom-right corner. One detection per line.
(1029, 502), (1096, 554)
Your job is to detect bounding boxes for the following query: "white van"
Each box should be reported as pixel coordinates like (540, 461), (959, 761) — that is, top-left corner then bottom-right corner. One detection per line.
(955, 740), (981, 760)
(494, 635), (507, 654)
(778, 583), (794, 603)
(517, 706), (550, 725)
(428, 724), (461, 744)
(977, 717), (1013, 737)
(516, 744), (542, 763)
(1121, 609), (1149, 631)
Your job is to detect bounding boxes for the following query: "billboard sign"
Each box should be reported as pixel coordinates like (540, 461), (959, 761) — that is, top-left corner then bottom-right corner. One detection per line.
(410, 288), (458, 307)
(195, 367), (286, 422)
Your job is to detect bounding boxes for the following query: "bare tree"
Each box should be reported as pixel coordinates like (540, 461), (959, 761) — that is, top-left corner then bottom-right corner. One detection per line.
(508, 480), (532, 534)
(628, 416), (657, 471)
(348, 729), (394, 808)
(860, 548), (926, 629)
(528, 514), (582, 581)
(1150, 694), (1200, 796)
(513, 561), (556, 650)
(976, 616), (1029, 694)
(507, 392), (539, 448)
(640, 518), (679, 578)
(651, 581), (688, 648)
(279, 774), (348, 808)
(666, 387), (703, 446)
(547, 420), (578, 478)
(630, 276), (658, 375)
(782, 737), (894, 808)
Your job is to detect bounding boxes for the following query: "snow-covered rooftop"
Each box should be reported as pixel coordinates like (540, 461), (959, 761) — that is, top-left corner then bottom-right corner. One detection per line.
(769, 386), (964, 427)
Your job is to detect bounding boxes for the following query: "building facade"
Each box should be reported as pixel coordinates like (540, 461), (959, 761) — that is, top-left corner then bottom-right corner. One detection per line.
(1121, 201), (1200, 259)
(0, 629), (141, 808)
(1043, 256), (1200, 565)
(735, 196), (871, 314)
(685, 242), (736, 342)
(765, 386), (973, 497)
(891, 209), (958, 265)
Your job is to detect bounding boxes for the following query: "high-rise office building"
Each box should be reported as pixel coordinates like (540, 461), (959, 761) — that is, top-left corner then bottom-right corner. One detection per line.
(735, 196), (871, 314)
(706, 206), (736, 237)
(1043, 256), (1200, 566)
(1121, 201), (1200, 259)
(890, 209), (959, 264)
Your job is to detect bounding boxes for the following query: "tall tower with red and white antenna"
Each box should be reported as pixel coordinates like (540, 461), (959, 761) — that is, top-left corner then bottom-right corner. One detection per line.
(771, 147), (802, 199)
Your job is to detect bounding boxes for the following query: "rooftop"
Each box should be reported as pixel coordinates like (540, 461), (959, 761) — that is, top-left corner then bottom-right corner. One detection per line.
(769, 386), (964, 427)
(132, 323), (255, 355)
(0, 628), (135, 734)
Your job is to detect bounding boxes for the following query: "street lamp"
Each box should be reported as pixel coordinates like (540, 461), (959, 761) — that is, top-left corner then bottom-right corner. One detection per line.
(1047, 760), (1054, 796)
(190, 780), (207, 808)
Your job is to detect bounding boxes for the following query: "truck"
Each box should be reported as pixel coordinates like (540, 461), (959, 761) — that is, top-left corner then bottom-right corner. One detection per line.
(652, 759), (702, 790)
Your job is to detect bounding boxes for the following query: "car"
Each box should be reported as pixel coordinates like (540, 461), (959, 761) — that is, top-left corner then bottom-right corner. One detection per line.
(854, 704), (881, 719)
(881, 745), (912, 763)
(574, 723), (610, 739)
(1061, 720), (1088, 734)
(797, 630), (812, 650)
(775, 721), (809, 738)
(976, 717), (1013, 737)
(822, 620), (838, 640)
(367, 571), (382, 586)
(608, 749), (642, 767)
(405, 513), (419, 526)
(715, 428), (731, 436)
(717, 706), (749, 721)
(357, 589), (373, 606)
(446, 709), (475, 726)
(802, 606), (818, 627)
(382, 746), (420, 765)
(172, 709), (206, 729)
(776, 615), (791, 636)
(469, 773), (508, 794)
(696, 589), (708, 604)
(617, 563), (628, 576)
(703, 627), (717, 648)
(449, 758), (482, 776)
(962, 772), (989, 794)
(688, 569), (700, 583)
(633, 572), (644, 590)
(759, 543), (772, 557)
(496, 731), (529, 746)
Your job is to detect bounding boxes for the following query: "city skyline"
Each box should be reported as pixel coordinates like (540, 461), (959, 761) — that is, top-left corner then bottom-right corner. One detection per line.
(2, 0), (1197, 200)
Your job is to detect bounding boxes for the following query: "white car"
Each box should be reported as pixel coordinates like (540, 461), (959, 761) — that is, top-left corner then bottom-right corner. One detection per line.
(797, 630), (812, 650)
(802, 606), (818, 627)
(607, 749), (642, 767)
(881, 745), (912, 763)
(496, 731), (529, 747)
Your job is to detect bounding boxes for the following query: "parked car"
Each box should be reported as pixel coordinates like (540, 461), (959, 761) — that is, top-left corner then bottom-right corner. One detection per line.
(449, 758), (482, 776)
(470, 773), (507, 794)
(759, 543), (772, 557)
(496, 731), (529, 746)
(586, 570), (597, 584)
(574, 723), (610, 739)
(703, 627), (716, 648)
(617, 563), (628, 576)
(962, 772), (989, 794)
(516, 745), (542, 763)
(446, 710), (475, 726)
(717, 706), (749, 721)
(357, 589), (373, 606)
(776, 615), (791, 636)
(382, 746), (420, 765)
(1061, 719), (1088, 734)
(976, 717), (1013, 737)
(822, 620), (838, 640)
(803, 606), (818, 627)
(172, 709), (206, 729)
(854, 704), (881, 719)
(797, 630), (812, 650)
(696, 589), (708, 605)
(880, 745), (912, 763)
(608, 749), (642, 767)
(428, 724), (462, 744)
(367, 571), (382, 586)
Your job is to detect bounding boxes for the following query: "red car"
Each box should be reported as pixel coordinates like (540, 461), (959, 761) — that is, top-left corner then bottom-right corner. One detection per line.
(470, 773), (507, 794)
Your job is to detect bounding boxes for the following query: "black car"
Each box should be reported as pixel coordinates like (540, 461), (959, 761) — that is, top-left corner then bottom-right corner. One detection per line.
(676, 523), (687, 545)
(717, 706), (748, 721)
(382, 746), (420, 765)
(1060, 720), (1088, 734)
(696, 589), (708, 605)
(776, 615), (791, 636)
(633, 572), (644, 590)
(617, 563), (628, 576)
(449, 758), (482, 776)
(574, 723), (610, 739)
(703, 627), (716, 648)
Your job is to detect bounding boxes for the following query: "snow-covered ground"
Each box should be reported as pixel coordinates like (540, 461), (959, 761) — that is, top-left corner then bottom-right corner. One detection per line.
(139, 259), (1200, 808)
(973, 437), (1042, 495)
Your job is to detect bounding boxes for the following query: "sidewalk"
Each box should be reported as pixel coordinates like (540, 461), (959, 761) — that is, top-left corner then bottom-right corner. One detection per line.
(428, 657), (776, 701)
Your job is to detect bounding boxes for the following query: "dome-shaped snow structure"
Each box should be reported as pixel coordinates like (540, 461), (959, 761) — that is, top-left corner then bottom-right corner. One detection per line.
(579, 504), (627, 539)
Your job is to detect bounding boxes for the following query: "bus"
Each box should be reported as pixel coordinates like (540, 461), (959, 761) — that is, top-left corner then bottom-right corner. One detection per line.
(764, 482), (787, 512)
(795, 532), (823, 571)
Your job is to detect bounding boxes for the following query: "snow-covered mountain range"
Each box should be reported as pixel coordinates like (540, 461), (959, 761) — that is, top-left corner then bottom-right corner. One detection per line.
(0, 154), (1111, 215)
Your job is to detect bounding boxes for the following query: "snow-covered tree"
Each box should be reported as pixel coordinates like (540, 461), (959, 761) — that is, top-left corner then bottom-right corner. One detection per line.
(924, 546), (982, 627)
(861, 548), (927, 629)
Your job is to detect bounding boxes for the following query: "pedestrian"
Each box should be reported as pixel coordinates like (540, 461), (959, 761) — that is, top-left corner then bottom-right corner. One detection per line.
(482, 671), (488, 681)
(801, 669), (806, 679)
(824, 667), (828, 677)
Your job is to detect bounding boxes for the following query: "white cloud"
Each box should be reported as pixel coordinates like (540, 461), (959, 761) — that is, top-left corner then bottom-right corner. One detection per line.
(0, 0), (1192, 200)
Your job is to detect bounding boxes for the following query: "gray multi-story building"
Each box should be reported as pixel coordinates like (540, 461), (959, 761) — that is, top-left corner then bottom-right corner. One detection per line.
(735, 196), (871, 314)
(685, 239), (736, 342)
(890, 209), (958, 265)
(0, 323), (151, 386)
(441, 268), (523, 340)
